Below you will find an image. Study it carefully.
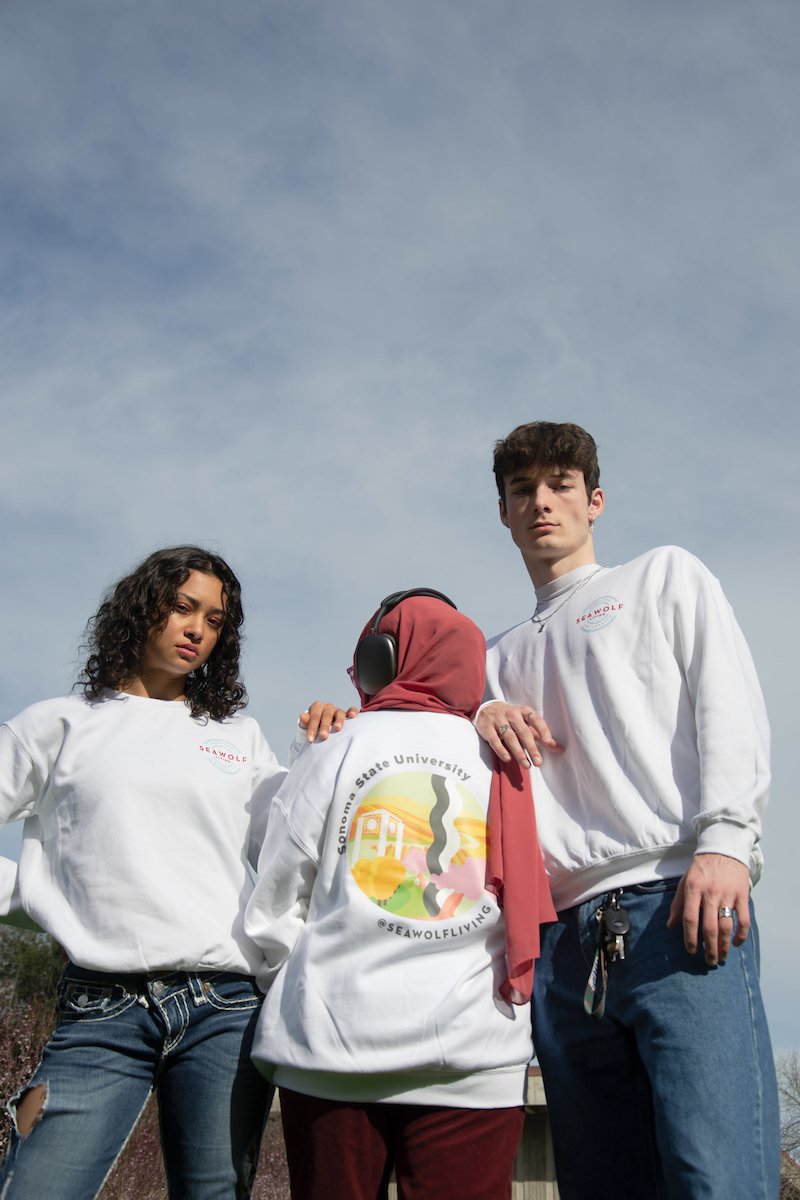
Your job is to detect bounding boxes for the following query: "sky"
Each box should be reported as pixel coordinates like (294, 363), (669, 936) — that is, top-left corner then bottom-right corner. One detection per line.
(0, 0), (798, 1054)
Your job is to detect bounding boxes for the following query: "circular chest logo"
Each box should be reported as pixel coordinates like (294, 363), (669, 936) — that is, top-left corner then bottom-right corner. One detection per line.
(200, 739), (246, 774)
(576, 594), (624, 632)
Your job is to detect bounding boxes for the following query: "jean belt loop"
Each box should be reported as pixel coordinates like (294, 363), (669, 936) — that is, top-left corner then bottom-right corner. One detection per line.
(187, 973), (209, 1006)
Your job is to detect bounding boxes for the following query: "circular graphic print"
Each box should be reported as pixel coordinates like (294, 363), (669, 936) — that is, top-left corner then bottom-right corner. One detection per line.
(346, 771), (487, 920)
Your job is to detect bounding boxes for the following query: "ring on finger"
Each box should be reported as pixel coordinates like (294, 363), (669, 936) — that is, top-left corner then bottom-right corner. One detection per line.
(498, 723), (511, 736)
(718, 906), (734, 919)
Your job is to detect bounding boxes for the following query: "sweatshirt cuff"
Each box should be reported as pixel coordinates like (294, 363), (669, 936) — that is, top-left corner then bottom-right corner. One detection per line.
(0, 857), (41, 931)
(287, 726), (308, 767)
(694, 820), (756, 869)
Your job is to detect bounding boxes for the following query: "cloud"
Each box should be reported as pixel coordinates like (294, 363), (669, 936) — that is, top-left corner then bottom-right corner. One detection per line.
(1, 0), (798, 1050)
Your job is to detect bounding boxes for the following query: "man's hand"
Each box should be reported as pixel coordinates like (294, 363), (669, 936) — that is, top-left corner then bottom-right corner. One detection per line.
(299, 701), (359, 742)
(667, 853), (751, 966)
(475, 701), (563, 768)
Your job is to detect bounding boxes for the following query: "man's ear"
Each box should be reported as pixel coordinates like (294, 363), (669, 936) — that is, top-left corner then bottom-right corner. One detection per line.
(499, 498), (510, 528)
(588, 487), (605, 521)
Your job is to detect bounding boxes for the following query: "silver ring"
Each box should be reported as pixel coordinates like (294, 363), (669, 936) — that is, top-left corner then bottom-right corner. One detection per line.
(524, 710), (538, 720)
(718, 906), (734, 919)
(498, 723), (511, 736)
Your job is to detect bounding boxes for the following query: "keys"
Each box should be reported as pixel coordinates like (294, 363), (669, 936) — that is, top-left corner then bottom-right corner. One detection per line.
(586, 892), (631, 1019)
(596, 894), (630, 962)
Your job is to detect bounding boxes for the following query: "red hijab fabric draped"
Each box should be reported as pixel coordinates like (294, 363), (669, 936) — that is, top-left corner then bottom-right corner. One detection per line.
(352, 596), (555, 1004)
(486, 758), (556, 1004)
(353, 596), (485, 718)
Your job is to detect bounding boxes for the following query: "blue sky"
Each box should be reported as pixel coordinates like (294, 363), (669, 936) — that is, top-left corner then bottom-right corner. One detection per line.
(1, 0), (798, 1054)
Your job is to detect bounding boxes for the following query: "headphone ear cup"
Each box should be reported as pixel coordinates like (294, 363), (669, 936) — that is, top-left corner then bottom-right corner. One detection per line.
(354, 632), (398, 697)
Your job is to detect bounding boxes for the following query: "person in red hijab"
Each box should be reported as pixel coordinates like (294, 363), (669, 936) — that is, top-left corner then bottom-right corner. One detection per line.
(245, 592), (555, 1200)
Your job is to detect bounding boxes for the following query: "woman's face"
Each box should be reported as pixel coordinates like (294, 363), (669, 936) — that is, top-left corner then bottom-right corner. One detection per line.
(141, 570), (226, 683)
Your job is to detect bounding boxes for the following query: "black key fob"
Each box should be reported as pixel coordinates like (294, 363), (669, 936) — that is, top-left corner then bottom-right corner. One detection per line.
(603, 907), (630, 938)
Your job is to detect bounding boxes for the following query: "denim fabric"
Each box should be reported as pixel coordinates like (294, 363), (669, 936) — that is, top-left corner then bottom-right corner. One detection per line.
(532, 880), (780, 1200)
(1, 964), (272, 1200)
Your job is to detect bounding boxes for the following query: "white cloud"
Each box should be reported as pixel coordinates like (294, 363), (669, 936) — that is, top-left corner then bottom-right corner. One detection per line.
(1, 0), (798, 1051)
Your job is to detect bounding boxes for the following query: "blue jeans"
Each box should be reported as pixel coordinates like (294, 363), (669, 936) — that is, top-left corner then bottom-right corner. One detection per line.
(1, 964), (272, 1199)
(532, 880), (779, 1200)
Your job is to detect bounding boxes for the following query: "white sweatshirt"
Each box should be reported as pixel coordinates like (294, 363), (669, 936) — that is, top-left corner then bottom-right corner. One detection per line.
(485, 547), (770, 910)
(245, 710), (533, 1108)
(0, 690), (287, 974)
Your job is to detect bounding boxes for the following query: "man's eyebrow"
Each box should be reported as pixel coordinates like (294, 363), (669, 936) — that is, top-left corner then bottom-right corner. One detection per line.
(507, 466), (577, 483)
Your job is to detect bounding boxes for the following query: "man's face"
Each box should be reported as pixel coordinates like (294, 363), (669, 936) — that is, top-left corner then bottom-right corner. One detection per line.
(499, 464), (604, 583)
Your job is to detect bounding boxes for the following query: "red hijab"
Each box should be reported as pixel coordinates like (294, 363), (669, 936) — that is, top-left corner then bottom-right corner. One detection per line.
(352, 595), (485, 717)
(352, 595), (555, 1004)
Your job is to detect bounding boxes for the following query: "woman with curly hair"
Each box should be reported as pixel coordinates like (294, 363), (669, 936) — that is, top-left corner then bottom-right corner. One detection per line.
(0, 545), (340, 1200)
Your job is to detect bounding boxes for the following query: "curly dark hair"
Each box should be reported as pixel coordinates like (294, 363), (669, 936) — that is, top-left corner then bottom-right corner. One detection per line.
(78, 546), (247, 721)
(493, 421), (600, 502)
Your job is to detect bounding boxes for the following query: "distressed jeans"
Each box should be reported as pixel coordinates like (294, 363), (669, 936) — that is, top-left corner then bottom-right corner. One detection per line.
(1, 964), (272, 1200)
(532, 879), (780, 1200)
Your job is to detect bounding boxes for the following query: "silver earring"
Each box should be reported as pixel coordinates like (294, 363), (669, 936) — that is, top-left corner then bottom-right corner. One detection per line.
(589, 518), (595, 534)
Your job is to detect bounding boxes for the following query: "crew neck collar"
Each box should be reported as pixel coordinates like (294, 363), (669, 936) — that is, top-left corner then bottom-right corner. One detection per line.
(103, 688), (189, 707)
(534, 562), (605, 605)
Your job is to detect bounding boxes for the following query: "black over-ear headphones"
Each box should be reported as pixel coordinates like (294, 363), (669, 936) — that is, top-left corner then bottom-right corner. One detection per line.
(354, 588), (457, 697)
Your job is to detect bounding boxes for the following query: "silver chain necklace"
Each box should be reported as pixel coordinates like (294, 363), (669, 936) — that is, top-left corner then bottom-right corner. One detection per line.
(532, 567), (603, 634)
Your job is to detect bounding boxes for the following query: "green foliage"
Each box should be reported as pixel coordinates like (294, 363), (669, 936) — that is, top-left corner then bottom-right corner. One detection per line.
(0, 931), (288, 1196)
(0, 928), (65, 1004)
(779, 1051), (800, 1162)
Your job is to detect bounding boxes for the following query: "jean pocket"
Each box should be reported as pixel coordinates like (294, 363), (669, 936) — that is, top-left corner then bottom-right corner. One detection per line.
(57, 976), (138, 1022)
(200, 974), (262, 1012)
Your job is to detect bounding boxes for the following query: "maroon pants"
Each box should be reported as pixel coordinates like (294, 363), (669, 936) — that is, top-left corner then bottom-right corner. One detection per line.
(279, 1088), (525, 1200)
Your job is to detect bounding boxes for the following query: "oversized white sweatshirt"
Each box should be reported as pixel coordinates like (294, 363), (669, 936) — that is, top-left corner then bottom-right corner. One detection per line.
(244, 710), (533, 1108)
(0, 690), (287, 974)
(485, 547), (770, 910)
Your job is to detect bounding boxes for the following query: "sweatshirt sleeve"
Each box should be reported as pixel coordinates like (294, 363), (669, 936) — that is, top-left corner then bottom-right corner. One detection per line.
(245, 726), (289, 871)
(0, 723), (46, 825)
(0, 855), (19, 921)
(244, 795), (318, 991)
(0, 723), (44, 922)
(0, 858), (40, 930)
(244, 741), (336, 991)
(663, 552), (770, 871)
(483, 641), (506, 705)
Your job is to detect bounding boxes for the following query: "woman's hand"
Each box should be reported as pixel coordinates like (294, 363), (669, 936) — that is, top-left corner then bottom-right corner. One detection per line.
(299, 701), (359, 742)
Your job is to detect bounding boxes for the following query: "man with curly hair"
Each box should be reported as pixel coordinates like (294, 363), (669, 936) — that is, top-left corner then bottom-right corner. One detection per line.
(477, 422), (780, 1199)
